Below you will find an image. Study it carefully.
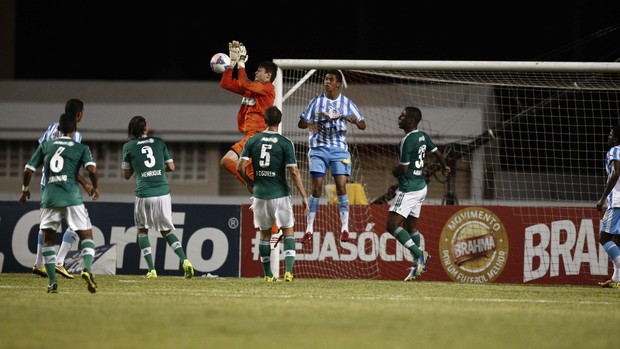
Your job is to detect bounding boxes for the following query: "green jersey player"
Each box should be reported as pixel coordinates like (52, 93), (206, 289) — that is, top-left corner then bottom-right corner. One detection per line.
(19, 112), (99, 293)
(121, 115), (194, 279)
(238, 106), (309, 282)
(387, 107), (450, 281)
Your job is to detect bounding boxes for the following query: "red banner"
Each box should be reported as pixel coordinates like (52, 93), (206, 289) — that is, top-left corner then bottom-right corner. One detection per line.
(240, 204), (609, 285)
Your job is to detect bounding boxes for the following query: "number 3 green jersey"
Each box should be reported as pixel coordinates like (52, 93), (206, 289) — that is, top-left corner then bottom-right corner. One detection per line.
(240, 130), (297, 199)
(122, 136), (172, 198)
(26, 137), (96, 208)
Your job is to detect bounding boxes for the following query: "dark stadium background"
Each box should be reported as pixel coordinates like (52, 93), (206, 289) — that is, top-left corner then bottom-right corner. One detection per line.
(10, 1), (620, 81)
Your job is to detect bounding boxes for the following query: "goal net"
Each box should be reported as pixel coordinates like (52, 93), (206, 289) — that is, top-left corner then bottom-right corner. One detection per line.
(274, 59), (620, 282)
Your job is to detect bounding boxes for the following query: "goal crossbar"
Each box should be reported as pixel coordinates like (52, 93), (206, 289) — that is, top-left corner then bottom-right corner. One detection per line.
(274, 59), (620, 72)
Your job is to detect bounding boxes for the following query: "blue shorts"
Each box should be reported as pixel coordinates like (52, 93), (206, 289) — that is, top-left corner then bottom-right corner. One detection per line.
(601, 207), (620, 235)
(308, 147), (351, 178)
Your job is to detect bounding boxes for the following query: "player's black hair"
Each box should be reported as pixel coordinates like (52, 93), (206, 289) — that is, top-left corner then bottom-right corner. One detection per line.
(265, 106), (282, 126)
(128, 115), (147, 139)
(403, 106), (423, 123)
(65, 98), (84, 117)
(258, 60), (278, 82)
(58, 113), (77, 134)
(326, 69), (342, 83)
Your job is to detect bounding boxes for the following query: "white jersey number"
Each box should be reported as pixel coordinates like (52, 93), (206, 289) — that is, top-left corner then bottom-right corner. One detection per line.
(141, 146), (156, 168)
(50, 147), (66, 173)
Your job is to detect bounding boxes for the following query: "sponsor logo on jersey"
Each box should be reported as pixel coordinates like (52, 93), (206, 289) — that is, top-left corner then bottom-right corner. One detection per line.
(137, 138), (155, 145)
(260, 137), (279, 143)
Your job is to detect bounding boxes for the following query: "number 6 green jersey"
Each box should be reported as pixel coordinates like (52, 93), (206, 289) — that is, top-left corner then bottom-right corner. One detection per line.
(121, 136), (172, 198)
(25, 136), (96, 208)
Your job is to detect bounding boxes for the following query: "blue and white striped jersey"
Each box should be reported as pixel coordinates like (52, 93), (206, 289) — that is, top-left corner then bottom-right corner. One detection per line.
(299, 92), (363, 150)
(605, 144), (620, 208)
(38, 121), (83, 189)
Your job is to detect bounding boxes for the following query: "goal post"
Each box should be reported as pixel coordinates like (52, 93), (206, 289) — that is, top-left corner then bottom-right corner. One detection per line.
(273, 59), (620, 282)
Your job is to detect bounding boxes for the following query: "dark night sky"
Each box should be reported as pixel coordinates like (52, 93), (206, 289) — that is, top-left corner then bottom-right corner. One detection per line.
(13, 1), (620, 81)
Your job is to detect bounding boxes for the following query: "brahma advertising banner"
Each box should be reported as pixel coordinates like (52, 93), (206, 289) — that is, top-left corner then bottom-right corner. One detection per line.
(240, 204), (610, 285)
(1, 201), (611, 285)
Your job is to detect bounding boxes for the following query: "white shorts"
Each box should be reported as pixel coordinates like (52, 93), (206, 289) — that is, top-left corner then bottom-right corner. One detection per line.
(134, 194), (175, 231)
(388, 187), (427, 219)
(40, 205), (92, 232)
(601, 207), (620, 235)
(252, 196), (294, 231)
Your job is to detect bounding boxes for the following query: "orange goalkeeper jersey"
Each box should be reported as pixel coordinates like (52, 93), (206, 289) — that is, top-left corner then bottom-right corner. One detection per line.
(220, 67), (275, 134)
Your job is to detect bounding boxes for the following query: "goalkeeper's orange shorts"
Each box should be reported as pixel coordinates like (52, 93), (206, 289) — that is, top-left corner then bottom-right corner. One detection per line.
(232, 131), (258, 181)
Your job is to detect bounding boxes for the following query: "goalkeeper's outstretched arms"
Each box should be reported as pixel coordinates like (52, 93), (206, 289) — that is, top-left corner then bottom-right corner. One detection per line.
(226, 40), (249, 69)
(237, 42), (249, 69)
(228, 40), (240, 69)
(220, 40), (245, 94)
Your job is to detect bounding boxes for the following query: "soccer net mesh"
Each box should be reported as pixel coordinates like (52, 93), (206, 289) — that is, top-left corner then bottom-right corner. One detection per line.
(274, 59), (620, 281)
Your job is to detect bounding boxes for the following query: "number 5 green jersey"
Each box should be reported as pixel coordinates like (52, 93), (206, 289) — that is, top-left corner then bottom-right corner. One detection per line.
(240, 130), (297, 199)
(25, 136), (96, 208)
(121, 136), (172, 198)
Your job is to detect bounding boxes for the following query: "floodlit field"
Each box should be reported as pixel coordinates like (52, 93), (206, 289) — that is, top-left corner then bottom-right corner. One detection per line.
(1, 273), (619, 349)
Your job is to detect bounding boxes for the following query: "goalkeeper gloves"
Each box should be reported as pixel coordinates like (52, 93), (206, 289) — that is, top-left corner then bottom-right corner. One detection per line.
(228, 40), (240, 68)
(238, 43), (249, 68)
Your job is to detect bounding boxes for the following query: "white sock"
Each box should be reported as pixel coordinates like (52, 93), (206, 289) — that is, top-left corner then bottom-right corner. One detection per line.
(35, 231), (44, 267)
(612, 255), (620, 282)
(613, 255), (620, 269)
(340, 211), (349, 232)
(306, 214), (316, 233)
(56, 229), (79, 266)
(612, 268), (620, 283)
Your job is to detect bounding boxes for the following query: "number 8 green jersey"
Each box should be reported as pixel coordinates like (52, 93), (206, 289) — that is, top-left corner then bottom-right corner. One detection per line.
(121, 136), (172, 198)
(398, 129), (437, 192)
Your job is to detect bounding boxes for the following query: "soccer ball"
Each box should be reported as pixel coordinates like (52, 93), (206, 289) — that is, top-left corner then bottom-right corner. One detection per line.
(210, 53), (230, 74)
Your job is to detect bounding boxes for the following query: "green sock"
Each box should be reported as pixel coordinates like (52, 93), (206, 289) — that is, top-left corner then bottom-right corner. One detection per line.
(394, 227), (422, 259)
(80, 239), (96, 271)
(138, 233), (154, 270)
(283, 236), (296, 273)
(42, 246), (57, 284)
(259, 239), (272, 277)
(410, 230), (421, 247)
(165, 233), (187, 261)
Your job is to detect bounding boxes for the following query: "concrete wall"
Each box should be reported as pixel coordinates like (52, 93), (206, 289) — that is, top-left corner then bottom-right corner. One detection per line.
(0, 80), (242, 142)
(0, 80), (253, 204)
(0, 80), (487, 205)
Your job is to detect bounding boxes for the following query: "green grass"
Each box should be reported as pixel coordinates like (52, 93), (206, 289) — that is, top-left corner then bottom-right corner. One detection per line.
(1, 273), (619, 349)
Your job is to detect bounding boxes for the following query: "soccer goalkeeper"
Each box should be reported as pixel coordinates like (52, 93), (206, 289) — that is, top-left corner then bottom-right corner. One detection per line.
(219, 40), (279, 234)
(218, 40), (277, 188)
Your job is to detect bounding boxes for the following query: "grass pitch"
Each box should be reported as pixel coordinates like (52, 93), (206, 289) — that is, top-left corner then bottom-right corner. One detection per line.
(1, 273), (618, 349)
